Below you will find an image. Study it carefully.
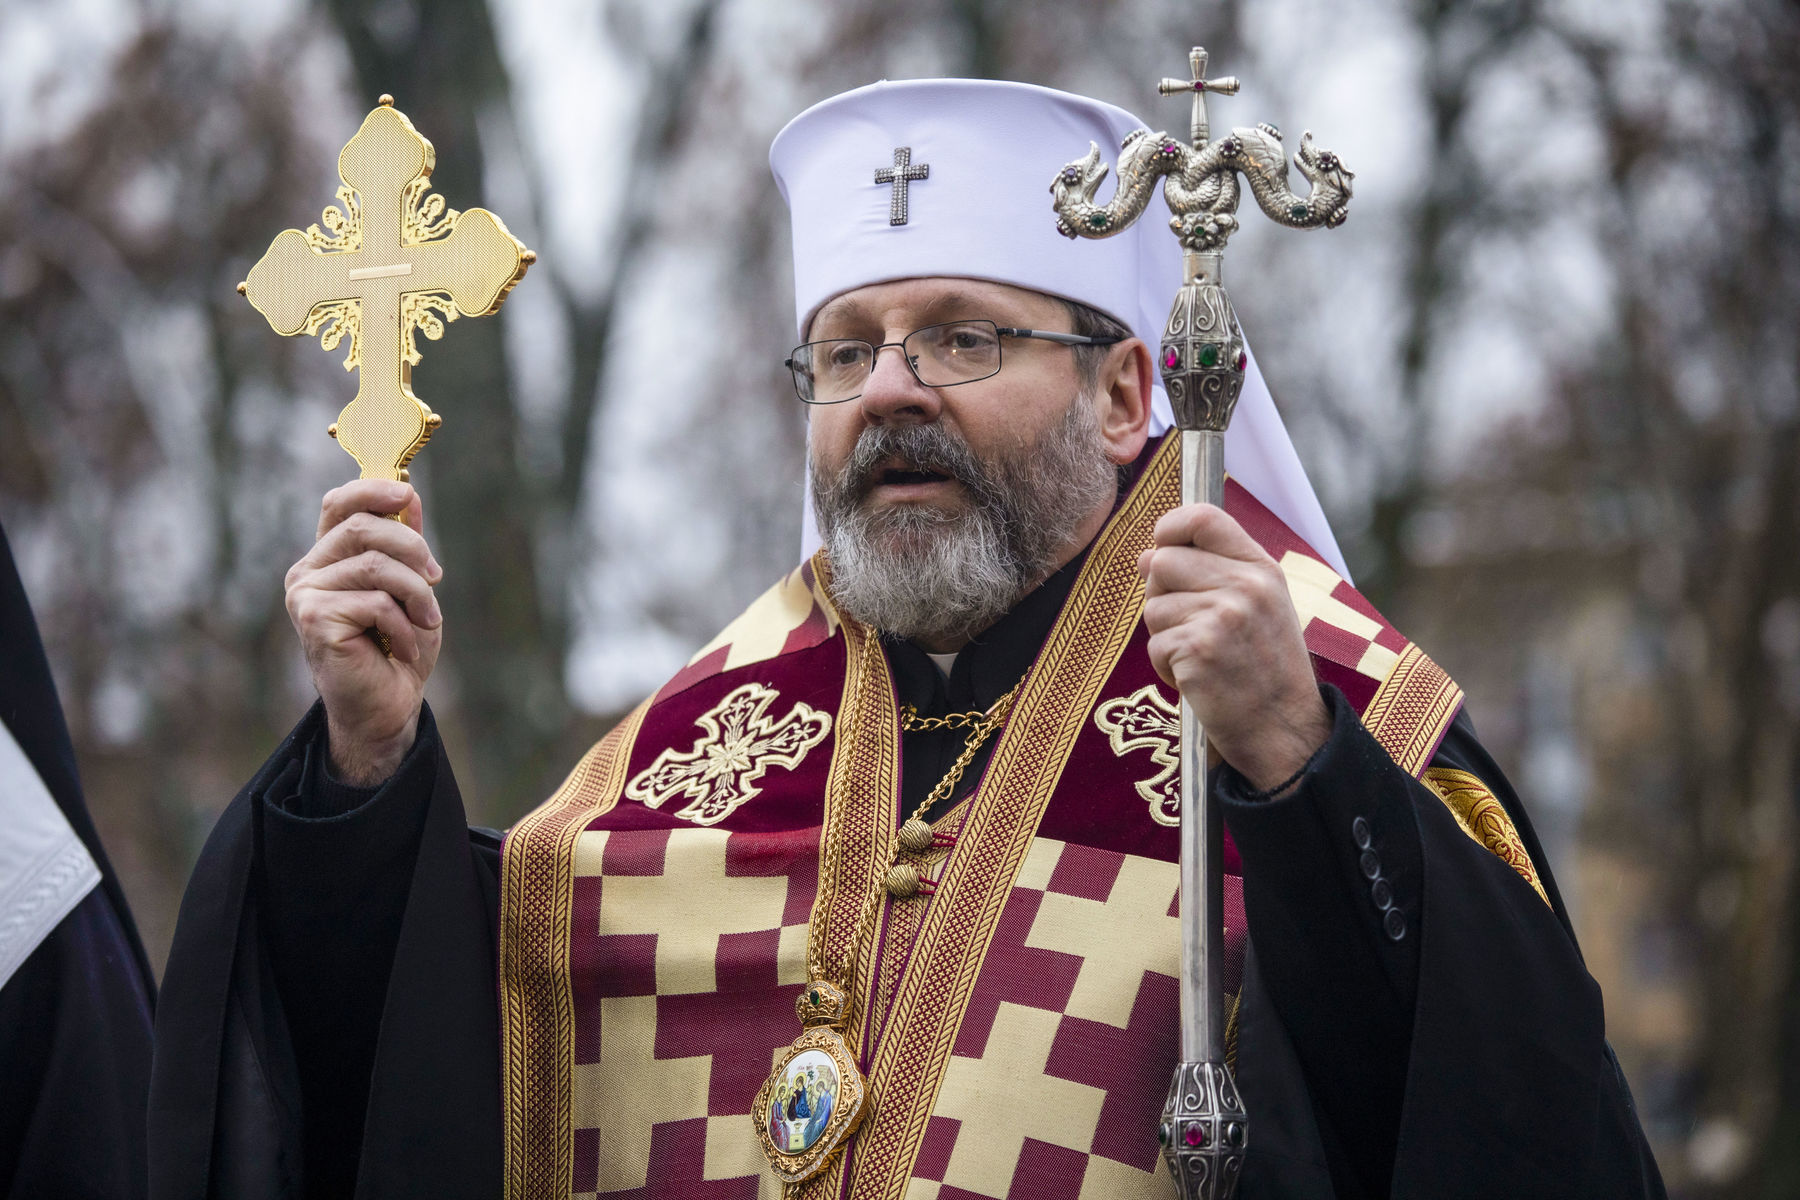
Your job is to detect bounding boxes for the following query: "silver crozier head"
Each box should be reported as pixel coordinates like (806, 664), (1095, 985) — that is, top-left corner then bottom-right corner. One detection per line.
(1048, 44), (1354, 435)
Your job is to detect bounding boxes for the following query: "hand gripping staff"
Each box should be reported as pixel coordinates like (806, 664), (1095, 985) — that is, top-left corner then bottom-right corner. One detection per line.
(1049, 46), (1354, 1199)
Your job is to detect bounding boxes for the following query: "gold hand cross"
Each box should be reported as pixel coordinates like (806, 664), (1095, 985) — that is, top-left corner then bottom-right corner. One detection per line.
(239, 96), (534, 481)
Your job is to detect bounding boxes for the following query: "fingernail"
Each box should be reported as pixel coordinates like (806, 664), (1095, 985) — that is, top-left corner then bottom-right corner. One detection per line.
(427, 557), (443, 582)
(427, 599), (443, 626)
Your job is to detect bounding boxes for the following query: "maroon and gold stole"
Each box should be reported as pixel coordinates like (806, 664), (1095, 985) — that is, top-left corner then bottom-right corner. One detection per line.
(498, 435), (1493, 1199)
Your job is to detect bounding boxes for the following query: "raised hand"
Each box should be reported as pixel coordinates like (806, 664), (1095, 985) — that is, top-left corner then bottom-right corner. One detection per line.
(1137, 503), (1331, 793)
(284, 479), (443, 786)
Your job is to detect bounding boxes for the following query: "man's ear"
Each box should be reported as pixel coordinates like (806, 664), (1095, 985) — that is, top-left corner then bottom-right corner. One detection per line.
(1097, 337), (1154, 463)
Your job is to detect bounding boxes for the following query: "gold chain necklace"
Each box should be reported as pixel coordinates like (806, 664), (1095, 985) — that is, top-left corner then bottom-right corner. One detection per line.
(752, 635), (1021, 1185)
(884, 683), (1020, 895)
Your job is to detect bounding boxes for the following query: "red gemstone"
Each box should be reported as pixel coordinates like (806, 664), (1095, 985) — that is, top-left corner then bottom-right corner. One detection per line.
(1184, 1123), (1206, 1147)
(1234, 351), (1247, 371)
(1163, 347), (1179, 370)
(1194, 80), (1207, 92)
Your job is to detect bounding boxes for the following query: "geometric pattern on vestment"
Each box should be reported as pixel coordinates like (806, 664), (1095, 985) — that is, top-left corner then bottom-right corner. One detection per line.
(498, 434), (1483, 1198)
(906, 835), (1187, 1200)
(553, 828), (1248, 1199)
(566, 825), (814, 1198)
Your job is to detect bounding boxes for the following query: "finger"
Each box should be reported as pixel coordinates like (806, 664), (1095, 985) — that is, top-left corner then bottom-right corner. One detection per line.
(1144, 620), (1233, 690)
(308, 551), (443, 629)
(1151, 503), (1268, 564)
(318, 479), (417, 540)
(1143, 627), (1180, 689)
(301, 511), (442, 582)
(315, 589), (422, 663)
(400, 490), (424, 536)
(1141, 543), (1258, 600)
(1144, 578), (1277, 652)
(1141, 589), (1237, 639)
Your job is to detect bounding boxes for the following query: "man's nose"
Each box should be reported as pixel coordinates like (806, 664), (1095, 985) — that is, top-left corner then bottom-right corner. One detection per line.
(858, 342), (942, 425)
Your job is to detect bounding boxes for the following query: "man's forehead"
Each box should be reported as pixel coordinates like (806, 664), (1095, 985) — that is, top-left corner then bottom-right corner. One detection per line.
(810, 277), (1064, 334)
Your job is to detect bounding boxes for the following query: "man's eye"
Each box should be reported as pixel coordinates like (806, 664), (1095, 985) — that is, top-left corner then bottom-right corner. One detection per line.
(826, 344), (866, 369)
(942, 326), (996, 353)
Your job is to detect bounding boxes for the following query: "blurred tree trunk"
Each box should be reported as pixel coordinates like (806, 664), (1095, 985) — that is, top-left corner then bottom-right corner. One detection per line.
(1363, 0), (1535, 609)
(1608, 5), (1800, 1189)
(1716, 7), (1800, 1190)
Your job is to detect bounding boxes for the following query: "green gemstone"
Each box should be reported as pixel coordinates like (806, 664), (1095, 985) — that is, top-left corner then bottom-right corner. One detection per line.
(1199, 344), (1220, 368)
(1290, 203), (1310, 221)
(1087, 212), (1110, 229)
(810, 989), (820, 1005)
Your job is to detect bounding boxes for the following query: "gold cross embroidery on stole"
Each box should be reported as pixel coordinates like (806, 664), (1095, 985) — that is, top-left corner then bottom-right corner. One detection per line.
(625, 683), (833, 826)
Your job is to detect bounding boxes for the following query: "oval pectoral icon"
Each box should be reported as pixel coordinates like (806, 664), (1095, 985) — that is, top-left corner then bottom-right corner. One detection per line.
(753, 1026), (868, 1182)
(767, 1049), (839, 1153)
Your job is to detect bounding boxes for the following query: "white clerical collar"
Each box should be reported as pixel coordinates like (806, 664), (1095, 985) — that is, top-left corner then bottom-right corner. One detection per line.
(926, 650), (959, 680)
(0, 718), (99, 988)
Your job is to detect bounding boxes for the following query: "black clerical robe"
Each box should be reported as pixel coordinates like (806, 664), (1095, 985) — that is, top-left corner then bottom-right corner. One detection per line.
(0, 526), (157, 1200)
(150, 443), (1664, 1200)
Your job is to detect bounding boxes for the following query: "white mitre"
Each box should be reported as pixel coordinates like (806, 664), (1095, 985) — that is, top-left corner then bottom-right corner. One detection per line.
(770, 77), (1350, 580)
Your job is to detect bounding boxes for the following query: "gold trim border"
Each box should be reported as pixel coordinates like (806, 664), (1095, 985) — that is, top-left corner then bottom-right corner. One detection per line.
(846, 436), (1180, 1200)
(791, 571), (898, 1200)
(499, 697), (651, 1199)
(810, 577), (901, 1019)
(1360, 642), (1463, 778)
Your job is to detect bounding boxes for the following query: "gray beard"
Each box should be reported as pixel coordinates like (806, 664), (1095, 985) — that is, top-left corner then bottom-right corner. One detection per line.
(811, 395), (1117, 645)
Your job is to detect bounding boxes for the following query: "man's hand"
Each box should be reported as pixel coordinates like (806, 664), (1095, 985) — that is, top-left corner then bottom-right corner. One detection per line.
(285, 480), (444, 786)
(1137, 503), (1331, 793)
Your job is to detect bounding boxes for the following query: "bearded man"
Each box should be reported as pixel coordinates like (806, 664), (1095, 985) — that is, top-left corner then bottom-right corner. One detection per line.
(149, 80), (1664, 1200)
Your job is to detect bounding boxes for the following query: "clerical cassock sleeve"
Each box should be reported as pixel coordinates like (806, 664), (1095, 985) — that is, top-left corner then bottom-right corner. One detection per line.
(150, 702), (504, 1200)
(1220, 684), (1664, 1200)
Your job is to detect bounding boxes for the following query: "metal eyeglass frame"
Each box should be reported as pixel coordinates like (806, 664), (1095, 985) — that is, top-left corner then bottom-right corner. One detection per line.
(784, 319), (1123, 405)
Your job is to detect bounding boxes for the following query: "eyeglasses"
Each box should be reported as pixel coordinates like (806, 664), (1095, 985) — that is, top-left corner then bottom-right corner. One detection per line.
(785, 319), (1122, 405)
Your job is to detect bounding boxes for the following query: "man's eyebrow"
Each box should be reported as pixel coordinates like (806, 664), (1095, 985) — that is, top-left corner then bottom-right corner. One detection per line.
(811, 289), (1034, 337)
(810, 297), (868, 336)
(917, 291), (1018, 322)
